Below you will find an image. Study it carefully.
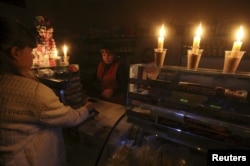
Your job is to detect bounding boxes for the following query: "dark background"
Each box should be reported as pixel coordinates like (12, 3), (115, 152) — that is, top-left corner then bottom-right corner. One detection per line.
(1, 0), (249, 38)
(1, 0), (250, 70)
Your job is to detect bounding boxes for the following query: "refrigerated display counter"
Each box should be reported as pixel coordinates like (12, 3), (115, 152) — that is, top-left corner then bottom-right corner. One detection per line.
(95, 64), (250, 166)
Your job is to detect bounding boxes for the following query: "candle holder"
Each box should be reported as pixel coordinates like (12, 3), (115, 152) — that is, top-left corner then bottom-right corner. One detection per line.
(187, 49), (203, 70)
(222, 51), (245, 74)
(154, 49), (167, 67)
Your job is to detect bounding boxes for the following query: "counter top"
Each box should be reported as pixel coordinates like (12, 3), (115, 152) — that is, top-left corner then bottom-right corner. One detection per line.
(64, 99), (126, 166)
(77, 99), (126, 138)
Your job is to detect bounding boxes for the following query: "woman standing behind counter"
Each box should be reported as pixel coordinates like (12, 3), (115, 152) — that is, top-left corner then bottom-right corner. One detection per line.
(0, 16), (94, 166)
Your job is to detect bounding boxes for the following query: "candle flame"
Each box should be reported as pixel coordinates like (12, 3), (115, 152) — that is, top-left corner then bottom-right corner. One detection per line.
(63, 45), (68, 55)
(236, 26), (243, 41)
(196, 23), (202, 37)
(159, 24), (165, 37)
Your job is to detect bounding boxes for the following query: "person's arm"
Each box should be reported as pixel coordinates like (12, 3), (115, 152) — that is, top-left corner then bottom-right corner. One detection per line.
(35, 83), (94, 127)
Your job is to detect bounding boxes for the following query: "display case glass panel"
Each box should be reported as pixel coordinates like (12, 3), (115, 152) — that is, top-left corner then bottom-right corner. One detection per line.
(96, 65), (250, 166)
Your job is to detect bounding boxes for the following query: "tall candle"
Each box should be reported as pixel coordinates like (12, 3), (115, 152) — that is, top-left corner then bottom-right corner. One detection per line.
(232, 26), (243, 52)
(158, 24), (165, 51)
(192, 23), (202, 50)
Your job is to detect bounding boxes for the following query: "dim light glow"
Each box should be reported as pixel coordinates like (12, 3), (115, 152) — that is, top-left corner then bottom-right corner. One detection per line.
(192, 23), (202, 49)
(232, 26), (244, 52)
(196, 23), (202, 37)
(236, 26), (244, 41)
(158, 24), (166, 50)
(63, 45), (68, 57)
(159, 24), (166, 37)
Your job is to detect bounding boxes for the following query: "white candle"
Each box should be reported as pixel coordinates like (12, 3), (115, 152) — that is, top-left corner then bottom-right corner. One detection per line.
(158, 24), (165, 51)
(232, 26), (243, 52)
(192, 23), (202, 49)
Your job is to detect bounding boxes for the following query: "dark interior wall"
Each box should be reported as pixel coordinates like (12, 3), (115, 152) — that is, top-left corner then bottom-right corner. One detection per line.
(1, 0), (250, 30)
(52, 0), (250, 42)
(1, 0), (250, 50)
(1, 0), (250, 46)
(53, 0), (250, 29)
(1, 0), (250, 68)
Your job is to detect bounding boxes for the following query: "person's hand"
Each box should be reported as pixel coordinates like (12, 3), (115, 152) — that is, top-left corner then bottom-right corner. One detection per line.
(84, 101), (94, 111)
(101, 88), (114, 98)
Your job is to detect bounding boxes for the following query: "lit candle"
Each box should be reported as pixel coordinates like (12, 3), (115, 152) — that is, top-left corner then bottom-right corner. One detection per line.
(232, 26), (243, 52)
(158, 24), (165, 51)
(63, 45), (68, 65)
(63, 45), (68, 57)
(192, 23), (202, 50)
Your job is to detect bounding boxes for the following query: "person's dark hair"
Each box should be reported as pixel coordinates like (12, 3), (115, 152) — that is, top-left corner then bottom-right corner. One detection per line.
(0, 16), (37, 54)
(101, 41), (115, 54)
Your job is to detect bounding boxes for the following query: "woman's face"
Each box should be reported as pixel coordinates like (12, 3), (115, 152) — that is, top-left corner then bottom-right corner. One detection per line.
(13, 46), (34, 70)
(101, 49), (115, 65)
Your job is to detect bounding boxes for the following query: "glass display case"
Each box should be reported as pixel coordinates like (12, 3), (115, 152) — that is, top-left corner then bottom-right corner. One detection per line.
(96, 64), (250, 166)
